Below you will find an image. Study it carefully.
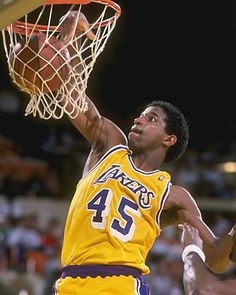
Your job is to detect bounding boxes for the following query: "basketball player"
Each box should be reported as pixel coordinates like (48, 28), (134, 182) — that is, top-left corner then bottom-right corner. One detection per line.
(181, 223), (236, 294)
(53, 12), (236, 294)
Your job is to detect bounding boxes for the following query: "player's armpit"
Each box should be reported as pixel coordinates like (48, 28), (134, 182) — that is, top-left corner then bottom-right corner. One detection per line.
(160, 207), (182, 228)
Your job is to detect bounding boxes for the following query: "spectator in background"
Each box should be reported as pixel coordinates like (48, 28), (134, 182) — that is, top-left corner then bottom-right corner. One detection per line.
(6, 213), (42, 271)
(211, 213), (233, 238)
(174, 149), (201, 194)
(41, 217), (62, 257)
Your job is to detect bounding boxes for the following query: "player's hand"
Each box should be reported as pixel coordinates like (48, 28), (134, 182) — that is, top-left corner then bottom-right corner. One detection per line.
(60, 11), (95, 43)
(75, 12), (96, 41)
(179, 223), (203, 249)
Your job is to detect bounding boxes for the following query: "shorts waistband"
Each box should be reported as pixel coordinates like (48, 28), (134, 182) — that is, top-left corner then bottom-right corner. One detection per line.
(60, 264), (142, 279)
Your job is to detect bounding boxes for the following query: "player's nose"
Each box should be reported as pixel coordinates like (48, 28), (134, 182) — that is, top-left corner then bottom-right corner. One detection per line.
(134, 116), (145, 125)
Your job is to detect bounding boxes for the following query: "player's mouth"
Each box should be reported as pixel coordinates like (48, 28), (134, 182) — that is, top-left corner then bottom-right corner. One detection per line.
(130, 126), (142, 134)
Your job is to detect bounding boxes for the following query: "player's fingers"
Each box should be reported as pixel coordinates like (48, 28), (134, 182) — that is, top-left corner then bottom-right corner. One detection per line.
(77, 20), (96, 40)
(86, 30), (96, 41)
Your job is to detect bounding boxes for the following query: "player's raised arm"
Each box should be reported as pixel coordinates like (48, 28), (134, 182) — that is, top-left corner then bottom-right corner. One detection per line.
(65, 93), (127, 151)
(59, 11), (127, 153)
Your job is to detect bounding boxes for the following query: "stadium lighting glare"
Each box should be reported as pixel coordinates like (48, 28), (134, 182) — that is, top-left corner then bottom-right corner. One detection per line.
(218, 162), (236, 173)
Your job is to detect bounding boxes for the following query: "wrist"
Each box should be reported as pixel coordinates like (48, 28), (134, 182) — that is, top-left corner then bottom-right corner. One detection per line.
(182, 244), (206, 263)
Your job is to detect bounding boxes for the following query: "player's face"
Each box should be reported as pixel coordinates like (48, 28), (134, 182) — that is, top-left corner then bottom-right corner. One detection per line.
(128, 106), (169, 152)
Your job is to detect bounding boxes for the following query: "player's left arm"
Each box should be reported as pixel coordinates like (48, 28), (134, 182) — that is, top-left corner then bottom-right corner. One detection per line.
(229, 224), (236, 262)
(161, 185), (216, 246)
(207, 224), (236, 273)
(161, 185), (233, 272)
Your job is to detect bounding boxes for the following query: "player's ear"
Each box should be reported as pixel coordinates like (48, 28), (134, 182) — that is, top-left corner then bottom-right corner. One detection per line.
(163, 134), (177, 147)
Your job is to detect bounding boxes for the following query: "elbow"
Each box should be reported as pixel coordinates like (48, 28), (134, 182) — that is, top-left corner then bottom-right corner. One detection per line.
(206, 260), (230, 273)
(206, 252), (231, 273)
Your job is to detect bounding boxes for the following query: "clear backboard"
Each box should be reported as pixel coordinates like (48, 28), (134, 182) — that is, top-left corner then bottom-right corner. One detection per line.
(0, 0), (46, 30)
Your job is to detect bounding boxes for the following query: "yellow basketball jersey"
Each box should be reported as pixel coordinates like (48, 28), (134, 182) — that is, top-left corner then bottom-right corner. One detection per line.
(61, 145), (171, 275)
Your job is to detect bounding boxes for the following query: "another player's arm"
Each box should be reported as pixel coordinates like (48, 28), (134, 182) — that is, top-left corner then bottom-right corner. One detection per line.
(181, 224), (236, 295)
(183, 253), (236, 294)
(183, 253), (221, 294)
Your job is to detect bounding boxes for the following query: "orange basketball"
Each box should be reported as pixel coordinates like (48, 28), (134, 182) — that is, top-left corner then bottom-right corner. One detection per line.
(9, 33), (70, 94)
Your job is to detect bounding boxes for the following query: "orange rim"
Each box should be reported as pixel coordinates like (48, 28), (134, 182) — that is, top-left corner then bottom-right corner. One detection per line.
(11, 0), (121, 35)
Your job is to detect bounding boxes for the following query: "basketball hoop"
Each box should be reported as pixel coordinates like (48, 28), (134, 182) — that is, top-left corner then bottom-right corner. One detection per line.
(1, 0), (121, 119)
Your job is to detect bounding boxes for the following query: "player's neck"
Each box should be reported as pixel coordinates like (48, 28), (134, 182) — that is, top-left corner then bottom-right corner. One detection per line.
(131, 153), (164, 172)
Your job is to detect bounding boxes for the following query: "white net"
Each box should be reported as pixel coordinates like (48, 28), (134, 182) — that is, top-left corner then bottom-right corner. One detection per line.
(1, 0), (121, 119)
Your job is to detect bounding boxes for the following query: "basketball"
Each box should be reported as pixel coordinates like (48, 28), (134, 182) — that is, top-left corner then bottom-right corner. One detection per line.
(9, 33), (70, 94)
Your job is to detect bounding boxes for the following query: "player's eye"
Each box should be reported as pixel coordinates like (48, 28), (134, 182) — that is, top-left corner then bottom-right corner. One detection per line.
(149, 116), (156, 122)
(140, 113), (156, 122)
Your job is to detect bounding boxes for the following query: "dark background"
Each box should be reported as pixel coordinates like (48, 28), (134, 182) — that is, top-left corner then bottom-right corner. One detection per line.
(0, 0), (235, 151)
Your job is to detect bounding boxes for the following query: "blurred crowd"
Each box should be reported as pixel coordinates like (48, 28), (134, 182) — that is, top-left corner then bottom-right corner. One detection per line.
(0, 90), (236, 294)
(0, 199), (235, 295)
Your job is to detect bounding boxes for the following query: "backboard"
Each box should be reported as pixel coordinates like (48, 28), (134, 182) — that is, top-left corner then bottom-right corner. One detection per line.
(0, 0), (46, 30)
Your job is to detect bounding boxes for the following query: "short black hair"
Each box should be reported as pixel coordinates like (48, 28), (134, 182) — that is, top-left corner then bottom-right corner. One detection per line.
(146, 100), (189, 163)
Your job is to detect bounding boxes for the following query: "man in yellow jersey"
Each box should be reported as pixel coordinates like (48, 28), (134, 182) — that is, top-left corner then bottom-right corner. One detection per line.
(181, 223), (236, 295)
(53, 11), (236, 295)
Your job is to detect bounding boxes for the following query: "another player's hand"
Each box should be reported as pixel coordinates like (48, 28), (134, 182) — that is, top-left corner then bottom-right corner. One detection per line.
(179, 223), (203, 249)
(60, 11), (96, 44)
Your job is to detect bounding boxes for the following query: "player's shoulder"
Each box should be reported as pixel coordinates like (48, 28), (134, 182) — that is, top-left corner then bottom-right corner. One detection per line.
(166, 184), (197, 208)
(170, 184), (191, 196)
